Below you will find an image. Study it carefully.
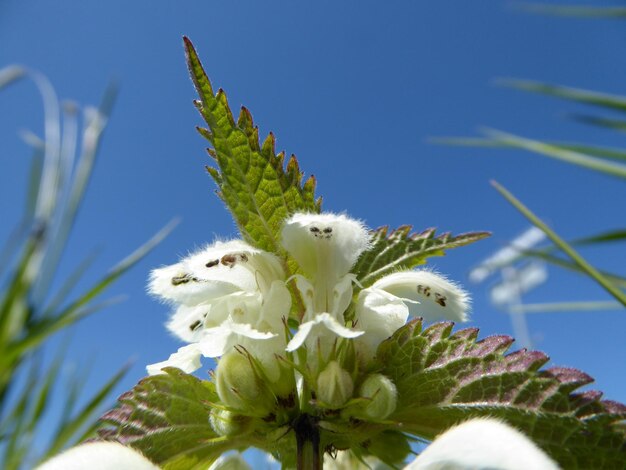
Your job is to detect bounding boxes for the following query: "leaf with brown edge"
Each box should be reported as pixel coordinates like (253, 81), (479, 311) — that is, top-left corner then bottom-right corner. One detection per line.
(184, 37), (321, 257)
(353, 226), (490, 287)
(375, 319), (626, 469)
(97, 368), (247, 470)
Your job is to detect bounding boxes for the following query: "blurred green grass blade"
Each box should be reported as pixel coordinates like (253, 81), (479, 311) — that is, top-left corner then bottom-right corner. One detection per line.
(492, 181), (626, 307)
(484, 129), (626, 179)
(512, 300), (624, 314)
(518, 4), (626, 19)
(42, 364), (129, 459)
(43, 251), (99, 317)
(434, 136), (626, 163)
(497, 78), (626, 113)
(559, 228), (626, 246)
(1, 219), (176, 368)
(523, 249), (626, 289)
(569, 113), (626, 133)
(35, 84), (118, 303)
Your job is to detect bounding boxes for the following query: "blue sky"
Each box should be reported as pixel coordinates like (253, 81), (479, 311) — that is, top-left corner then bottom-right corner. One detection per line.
(1, 0), (625, 455)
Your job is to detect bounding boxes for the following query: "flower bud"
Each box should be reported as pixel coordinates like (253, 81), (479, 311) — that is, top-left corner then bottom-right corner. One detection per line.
(215, 351), (273, 416)
(359, 374), (397, 420)
(209, 408), (251, 437)
(316, 361), (353, 409)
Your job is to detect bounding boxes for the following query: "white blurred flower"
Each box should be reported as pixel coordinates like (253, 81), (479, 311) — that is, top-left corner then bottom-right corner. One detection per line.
(36, 442), (160, 470)
(406, 418), (559, 470)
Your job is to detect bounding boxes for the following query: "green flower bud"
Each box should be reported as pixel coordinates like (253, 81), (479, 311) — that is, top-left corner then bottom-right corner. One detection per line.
(316, 361), (353, 408)
(209, 408), (251, 437)
(365, 430), (411, 464)
(359, 374), (397, 420)
(216, 351), (273, 416)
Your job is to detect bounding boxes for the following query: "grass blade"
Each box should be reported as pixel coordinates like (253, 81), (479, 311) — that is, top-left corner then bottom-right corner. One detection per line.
(497, 78), (626, 113)
(491, 180), (626, 307)
(512, 301), (624, 314)
(518, 4), (626, 19)
(484, 129), (626, 180)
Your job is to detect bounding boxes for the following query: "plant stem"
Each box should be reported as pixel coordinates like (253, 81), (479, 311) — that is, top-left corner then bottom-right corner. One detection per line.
(295, 414), (321, 470)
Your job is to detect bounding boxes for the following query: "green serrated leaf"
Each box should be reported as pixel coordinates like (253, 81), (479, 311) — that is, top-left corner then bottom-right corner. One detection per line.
(184, 37), (321, 256)
(376, 319), (626, 469)
(353, 226), (490, 287)
(99, 368), (234, 469)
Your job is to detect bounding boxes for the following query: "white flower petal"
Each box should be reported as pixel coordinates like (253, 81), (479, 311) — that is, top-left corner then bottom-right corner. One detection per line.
(281, 212), (370, 279)
(197, 319), (277, 358)
(258, 280), (292, 332)
(286, 313), (363, 352)
(166, 304), (210, 342)
(36, 442), (160, 470)
(146, 344), (203, 375)
(373, 270), (470, 323)
(354, 288), (409, 358)
(406, 418), (559, 470)
(330, 274), (355, 320)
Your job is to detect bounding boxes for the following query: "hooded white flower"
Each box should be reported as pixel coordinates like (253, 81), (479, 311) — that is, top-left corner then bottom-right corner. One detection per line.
(147, 240), (291, 377)
(365, 269), (470, 324)
(282, 213), (370, 357)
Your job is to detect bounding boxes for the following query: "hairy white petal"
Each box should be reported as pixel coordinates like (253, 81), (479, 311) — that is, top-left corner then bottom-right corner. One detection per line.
(407, 418), (559, 470)
(286, 313), (363, 352)
(354, 288), (409, 358)
(36, 442), (160, 470)
(373, 270), (470, 323)
(148, 240), (285, 306)
(146, 344), (202, 375)
(281, 212), (369, 279)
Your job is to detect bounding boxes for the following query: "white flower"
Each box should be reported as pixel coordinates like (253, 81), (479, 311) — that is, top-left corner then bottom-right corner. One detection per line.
(147, 240), (291, 376)
(282, 213), (369, 314)
(371, 270), (470, 323)
(406, 418), (559, 470)
(149, 240), (287, 342)
(36, 442), (160, 470)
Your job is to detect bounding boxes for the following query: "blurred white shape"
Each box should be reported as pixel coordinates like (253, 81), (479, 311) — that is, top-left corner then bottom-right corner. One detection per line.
(469, 227), (545, 283)
(406, 418), (559, 470)
(36, 442), (159, 470)
(490, 262), (548, 306)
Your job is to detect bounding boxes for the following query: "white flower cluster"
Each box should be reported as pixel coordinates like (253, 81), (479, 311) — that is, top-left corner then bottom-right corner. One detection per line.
(146, 212), (469, 398)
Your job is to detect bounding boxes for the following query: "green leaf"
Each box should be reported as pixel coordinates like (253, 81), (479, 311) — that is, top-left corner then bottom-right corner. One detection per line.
(184, 37), (321, 256)
(376, 319), (626, 469)
(99, 369), (246, 470)
(353, 226), (490, 287)
(484, 129), (626, 180)
(497, 78), (626, 113)
(492, 181), (626, 307)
